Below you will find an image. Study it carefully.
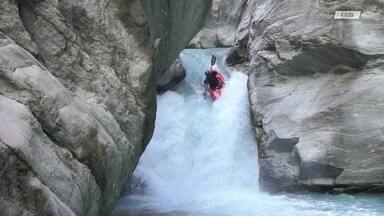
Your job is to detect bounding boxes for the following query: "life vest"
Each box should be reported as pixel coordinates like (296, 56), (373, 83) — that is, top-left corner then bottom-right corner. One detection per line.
(206, 71), (225, 101)
(214, 72), (224, 89)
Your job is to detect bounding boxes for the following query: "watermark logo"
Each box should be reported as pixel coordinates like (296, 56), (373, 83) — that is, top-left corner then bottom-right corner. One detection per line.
(334, 11), (361, 20)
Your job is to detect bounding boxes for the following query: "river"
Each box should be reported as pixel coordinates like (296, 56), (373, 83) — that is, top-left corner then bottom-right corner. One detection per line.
(113, 49), (384, 216)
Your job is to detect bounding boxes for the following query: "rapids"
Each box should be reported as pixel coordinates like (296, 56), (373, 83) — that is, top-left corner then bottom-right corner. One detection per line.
(114, 49), (384, 216)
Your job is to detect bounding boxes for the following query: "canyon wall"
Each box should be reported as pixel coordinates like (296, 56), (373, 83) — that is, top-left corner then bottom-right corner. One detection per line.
(239, 0), (384, 192)
(189, 0), (247, 48)
(0, 0), (210, 215)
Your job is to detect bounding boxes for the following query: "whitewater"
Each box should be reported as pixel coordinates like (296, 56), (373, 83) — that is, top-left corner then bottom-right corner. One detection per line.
(114, 49), (384, 216)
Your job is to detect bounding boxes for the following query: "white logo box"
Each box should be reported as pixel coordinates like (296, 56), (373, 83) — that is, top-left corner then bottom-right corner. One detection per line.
(334, 11), (361, 20)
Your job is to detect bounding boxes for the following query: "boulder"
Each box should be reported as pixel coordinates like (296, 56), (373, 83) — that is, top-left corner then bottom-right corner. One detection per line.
(156, 58), (186, 93)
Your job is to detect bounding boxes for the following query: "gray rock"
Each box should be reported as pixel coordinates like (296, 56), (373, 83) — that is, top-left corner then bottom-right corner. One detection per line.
(141, 0), (212, 79)
(225, 46), (247, 66)
(0, 95), (100, 216)
(157, 58), (186, 93)
(266, 130), (299, 153)
(0, 0), (210, 215)
(241, 0), (384, 192)
(189, 0), (248, 48)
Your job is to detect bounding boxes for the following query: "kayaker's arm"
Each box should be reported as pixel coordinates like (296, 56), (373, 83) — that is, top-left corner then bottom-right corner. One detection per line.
(203, 84), (208, 99)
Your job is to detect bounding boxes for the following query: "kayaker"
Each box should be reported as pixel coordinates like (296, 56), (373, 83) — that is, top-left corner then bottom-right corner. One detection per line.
(203, 55), (225, 100)
(204, 70), (223, 90)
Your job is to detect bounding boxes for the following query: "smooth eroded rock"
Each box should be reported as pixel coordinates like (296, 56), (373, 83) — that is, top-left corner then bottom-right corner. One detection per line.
(0, 0), (211, 215)
(241, 0), (384, 193)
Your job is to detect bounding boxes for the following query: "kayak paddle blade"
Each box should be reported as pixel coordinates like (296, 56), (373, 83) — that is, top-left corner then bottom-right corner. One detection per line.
(211, 55), (216, 67)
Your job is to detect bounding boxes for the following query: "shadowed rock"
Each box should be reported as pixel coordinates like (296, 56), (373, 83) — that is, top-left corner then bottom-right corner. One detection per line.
(266, 130), (299, 153)
(156, 58), (186, 93)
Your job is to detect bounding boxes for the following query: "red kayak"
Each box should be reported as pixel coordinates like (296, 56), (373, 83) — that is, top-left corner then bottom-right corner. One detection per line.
(207, 72), (225, 101)
(204, 55), (225, 101)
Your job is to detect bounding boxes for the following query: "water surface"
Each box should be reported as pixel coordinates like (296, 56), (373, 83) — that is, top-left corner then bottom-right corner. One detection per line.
(114, 49), (384, 216)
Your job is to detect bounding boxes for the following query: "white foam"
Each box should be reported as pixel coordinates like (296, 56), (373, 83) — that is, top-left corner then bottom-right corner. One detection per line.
(114, 49), (384, 216)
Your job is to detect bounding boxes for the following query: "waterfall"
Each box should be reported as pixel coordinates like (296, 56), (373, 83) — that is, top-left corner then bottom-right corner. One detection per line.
(114, 49), (384, 216)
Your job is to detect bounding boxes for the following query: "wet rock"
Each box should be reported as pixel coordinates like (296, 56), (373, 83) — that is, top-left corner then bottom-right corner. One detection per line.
(122, 176), (148, 196)
(157, 58), (186, 93)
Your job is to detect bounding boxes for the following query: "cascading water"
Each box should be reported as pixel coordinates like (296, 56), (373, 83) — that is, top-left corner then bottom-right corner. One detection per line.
(114, 49), (384, 216)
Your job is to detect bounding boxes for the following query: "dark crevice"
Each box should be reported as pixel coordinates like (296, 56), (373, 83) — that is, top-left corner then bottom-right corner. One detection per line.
(273, 42), (384, 76)
(15, 0), (43, 61)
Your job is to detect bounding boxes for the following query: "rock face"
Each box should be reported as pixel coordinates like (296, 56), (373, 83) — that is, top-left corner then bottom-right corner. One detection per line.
(239, 0), (384, 192)
(141, 0), (212, 78)
(0, 0), (209, 215)
(189, 0), (248, 48)
(156, 58), (186, 93)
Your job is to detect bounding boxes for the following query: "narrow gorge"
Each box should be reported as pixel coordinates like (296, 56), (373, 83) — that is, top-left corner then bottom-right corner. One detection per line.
(190, 0), (384, 193)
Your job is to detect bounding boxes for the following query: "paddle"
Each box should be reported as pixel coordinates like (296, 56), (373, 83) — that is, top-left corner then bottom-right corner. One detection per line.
(204, 55), (217, 99)
(210, 55), (216, 71)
